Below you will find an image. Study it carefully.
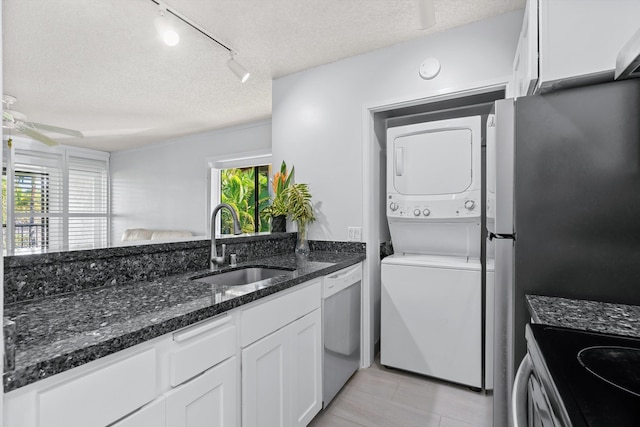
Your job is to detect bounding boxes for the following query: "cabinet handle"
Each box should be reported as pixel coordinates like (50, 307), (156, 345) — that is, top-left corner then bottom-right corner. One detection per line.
(173, 314), (231, 342)
(512, 354), (533, 427)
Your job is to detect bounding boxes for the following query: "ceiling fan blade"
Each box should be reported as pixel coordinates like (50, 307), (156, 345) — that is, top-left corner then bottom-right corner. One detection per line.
(3, 110), (16, 122)
(17, 126), (59, 146)
(29, 122), (84, 138)
(417, 0), (436, 30)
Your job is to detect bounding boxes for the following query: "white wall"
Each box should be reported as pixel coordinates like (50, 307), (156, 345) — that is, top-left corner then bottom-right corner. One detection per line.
(110, 120), (271, 243)
(272, 11), (522, 241)
(272, 10), (523, 365)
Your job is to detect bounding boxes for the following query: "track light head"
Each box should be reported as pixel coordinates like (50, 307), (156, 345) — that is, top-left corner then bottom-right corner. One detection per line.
(155, 3), (180, 46)
(227, 55), (250, 83)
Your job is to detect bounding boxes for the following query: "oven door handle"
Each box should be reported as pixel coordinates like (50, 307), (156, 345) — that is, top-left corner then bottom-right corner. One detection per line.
(512, 354), (533, 427)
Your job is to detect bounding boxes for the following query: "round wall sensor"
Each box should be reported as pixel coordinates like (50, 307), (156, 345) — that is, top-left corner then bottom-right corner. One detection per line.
(419, 58), (441, 80)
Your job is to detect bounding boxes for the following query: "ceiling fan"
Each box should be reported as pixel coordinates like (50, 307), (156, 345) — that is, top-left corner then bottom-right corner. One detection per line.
(2, 95), (84, 146)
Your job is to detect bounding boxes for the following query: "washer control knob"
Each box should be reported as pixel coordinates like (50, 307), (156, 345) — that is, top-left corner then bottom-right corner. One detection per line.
(389, 202), (399, 211)
(464, 200), (475, 210)
(423, 209), (431, 217)
(413, 209), (421, 217)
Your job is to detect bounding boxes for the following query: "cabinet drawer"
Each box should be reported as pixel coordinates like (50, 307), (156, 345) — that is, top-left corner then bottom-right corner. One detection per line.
(38, 349), (156, 427)
(170, 314), (236, 387)
(241, 279), (321, 347)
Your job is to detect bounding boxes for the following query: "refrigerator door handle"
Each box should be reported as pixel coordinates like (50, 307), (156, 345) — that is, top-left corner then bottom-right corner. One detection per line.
(488, 231), (516, 241)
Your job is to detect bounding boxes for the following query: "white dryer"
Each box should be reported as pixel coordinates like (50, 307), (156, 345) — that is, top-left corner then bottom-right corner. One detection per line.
(381, 115), (483, 388)
(386, 116), (481, 257)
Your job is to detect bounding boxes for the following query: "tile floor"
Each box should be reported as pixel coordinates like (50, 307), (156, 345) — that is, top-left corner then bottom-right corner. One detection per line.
(309, 358), (493, 427)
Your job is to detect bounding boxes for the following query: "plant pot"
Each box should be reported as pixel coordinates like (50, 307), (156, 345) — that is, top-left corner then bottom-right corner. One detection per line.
(271, 215), (286, 233)
(295, 221), (310, 256)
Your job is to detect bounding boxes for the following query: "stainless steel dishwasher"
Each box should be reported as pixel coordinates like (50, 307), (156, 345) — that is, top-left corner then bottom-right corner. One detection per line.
(322, 263), (362, 408)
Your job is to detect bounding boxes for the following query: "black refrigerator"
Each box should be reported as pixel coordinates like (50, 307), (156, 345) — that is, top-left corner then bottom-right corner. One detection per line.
(488, 79), (640, 426)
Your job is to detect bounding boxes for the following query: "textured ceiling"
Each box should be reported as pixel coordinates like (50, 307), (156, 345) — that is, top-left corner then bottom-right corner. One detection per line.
(2, 0), (524, 152)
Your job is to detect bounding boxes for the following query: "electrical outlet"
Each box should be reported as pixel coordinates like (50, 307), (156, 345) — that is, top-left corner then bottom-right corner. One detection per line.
(348, 227), (362, 242)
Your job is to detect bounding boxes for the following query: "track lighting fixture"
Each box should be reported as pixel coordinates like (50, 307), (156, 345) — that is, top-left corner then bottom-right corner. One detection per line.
(149, 0), (251, 82)
(227, 53), (251, 83)
(155, 3), (180, 46)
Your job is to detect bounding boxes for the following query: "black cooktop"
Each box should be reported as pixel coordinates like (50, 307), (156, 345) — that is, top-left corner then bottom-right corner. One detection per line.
(529, 324), (640, 426)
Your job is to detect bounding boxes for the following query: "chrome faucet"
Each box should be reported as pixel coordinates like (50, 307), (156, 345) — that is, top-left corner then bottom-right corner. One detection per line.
(210, 203), (242, 271)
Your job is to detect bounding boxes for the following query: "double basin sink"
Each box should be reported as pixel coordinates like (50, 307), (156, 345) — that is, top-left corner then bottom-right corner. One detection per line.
(191, 267), (294, 287)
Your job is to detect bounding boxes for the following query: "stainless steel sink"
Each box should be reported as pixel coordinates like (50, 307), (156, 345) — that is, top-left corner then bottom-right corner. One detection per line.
(192, 267), (293, 287)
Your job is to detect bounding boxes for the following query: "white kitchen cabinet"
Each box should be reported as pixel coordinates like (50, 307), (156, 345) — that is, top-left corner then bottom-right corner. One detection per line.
(513, 0), (640, 97)
(38, 349), (157, 427)
(242, 309), (322, 427)
(242, 321), (292, 427)
(512, 0), (538, 98)
(110, 398), (166, 427)
(4, 314), (239, 427)
(290, 309), (322, 427)
(169, 313), (236, 387)
(241, 278), (322, 427)
(165, 357), (238, 427)
(4, 275), (327, 427)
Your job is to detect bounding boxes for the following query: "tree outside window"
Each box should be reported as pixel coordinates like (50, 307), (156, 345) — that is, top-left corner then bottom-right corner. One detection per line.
(220, 165), (271, 234)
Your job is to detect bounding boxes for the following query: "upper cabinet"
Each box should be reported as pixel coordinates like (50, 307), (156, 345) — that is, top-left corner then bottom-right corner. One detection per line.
(513, 0), (640, 98)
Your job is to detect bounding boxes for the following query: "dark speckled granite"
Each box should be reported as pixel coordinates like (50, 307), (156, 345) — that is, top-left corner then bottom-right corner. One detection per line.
(4, 246), (365, 392)
(4, 233), (297, 304)
(4, 318), (16, 372)
(309, 240), (365, 253)
(527, 294), (640, 338)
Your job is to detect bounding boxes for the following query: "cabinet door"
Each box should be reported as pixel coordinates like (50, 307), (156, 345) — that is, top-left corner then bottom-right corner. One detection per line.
(512, 0), (539, 98)
(242, 325), (292, 427)
(290, 309), (322, 427)
(111, 398), (166, 427)
(538, 0), (640, 87)
(165, 357), (237, 427)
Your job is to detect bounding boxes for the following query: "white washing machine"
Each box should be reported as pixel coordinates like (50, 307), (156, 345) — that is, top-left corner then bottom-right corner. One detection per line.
(381, 116), (484, 387)
(381, 254), (482, 387)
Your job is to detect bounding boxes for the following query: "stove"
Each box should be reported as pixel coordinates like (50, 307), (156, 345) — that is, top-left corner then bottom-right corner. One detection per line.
(527, 324), (640, 426)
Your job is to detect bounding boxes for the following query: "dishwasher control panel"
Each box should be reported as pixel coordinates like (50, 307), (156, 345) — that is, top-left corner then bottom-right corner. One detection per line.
(323, 264), (362, 298)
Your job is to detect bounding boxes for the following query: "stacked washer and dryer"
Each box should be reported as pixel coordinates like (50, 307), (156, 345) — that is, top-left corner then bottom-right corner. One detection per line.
(381, 116), (488, 389)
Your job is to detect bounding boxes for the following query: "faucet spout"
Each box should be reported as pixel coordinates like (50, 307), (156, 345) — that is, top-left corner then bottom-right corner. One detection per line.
(210, 203), (242, 271)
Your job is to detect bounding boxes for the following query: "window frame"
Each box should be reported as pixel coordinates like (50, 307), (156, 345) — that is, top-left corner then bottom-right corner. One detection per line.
(207, 151), (272, 237)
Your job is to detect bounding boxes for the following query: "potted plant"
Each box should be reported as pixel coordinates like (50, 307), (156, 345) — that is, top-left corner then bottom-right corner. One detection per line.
(263, 161), (294, 232)
(285, 182), (316, 255)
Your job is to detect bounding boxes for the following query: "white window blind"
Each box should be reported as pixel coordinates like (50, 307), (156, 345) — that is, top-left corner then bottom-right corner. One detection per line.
(5, 144), (110, 255)
(68, 155), (108, 251)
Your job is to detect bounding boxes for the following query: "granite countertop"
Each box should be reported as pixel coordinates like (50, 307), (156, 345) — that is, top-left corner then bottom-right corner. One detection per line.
(526, 294), (640, 338)
(4, 251), (365, 392)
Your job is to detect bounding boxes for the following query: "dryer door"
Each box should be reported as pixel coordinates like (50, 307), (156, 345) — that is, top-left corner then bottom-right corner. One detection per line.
(389, 116), (480, 196)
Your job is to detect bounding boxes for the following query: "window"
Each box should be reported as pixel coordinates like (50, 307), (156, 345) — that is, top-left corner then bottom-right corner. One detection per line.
(208, 151), (272, 236)
(219, 165), (271, 234)
(2, 140), (109, 255)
